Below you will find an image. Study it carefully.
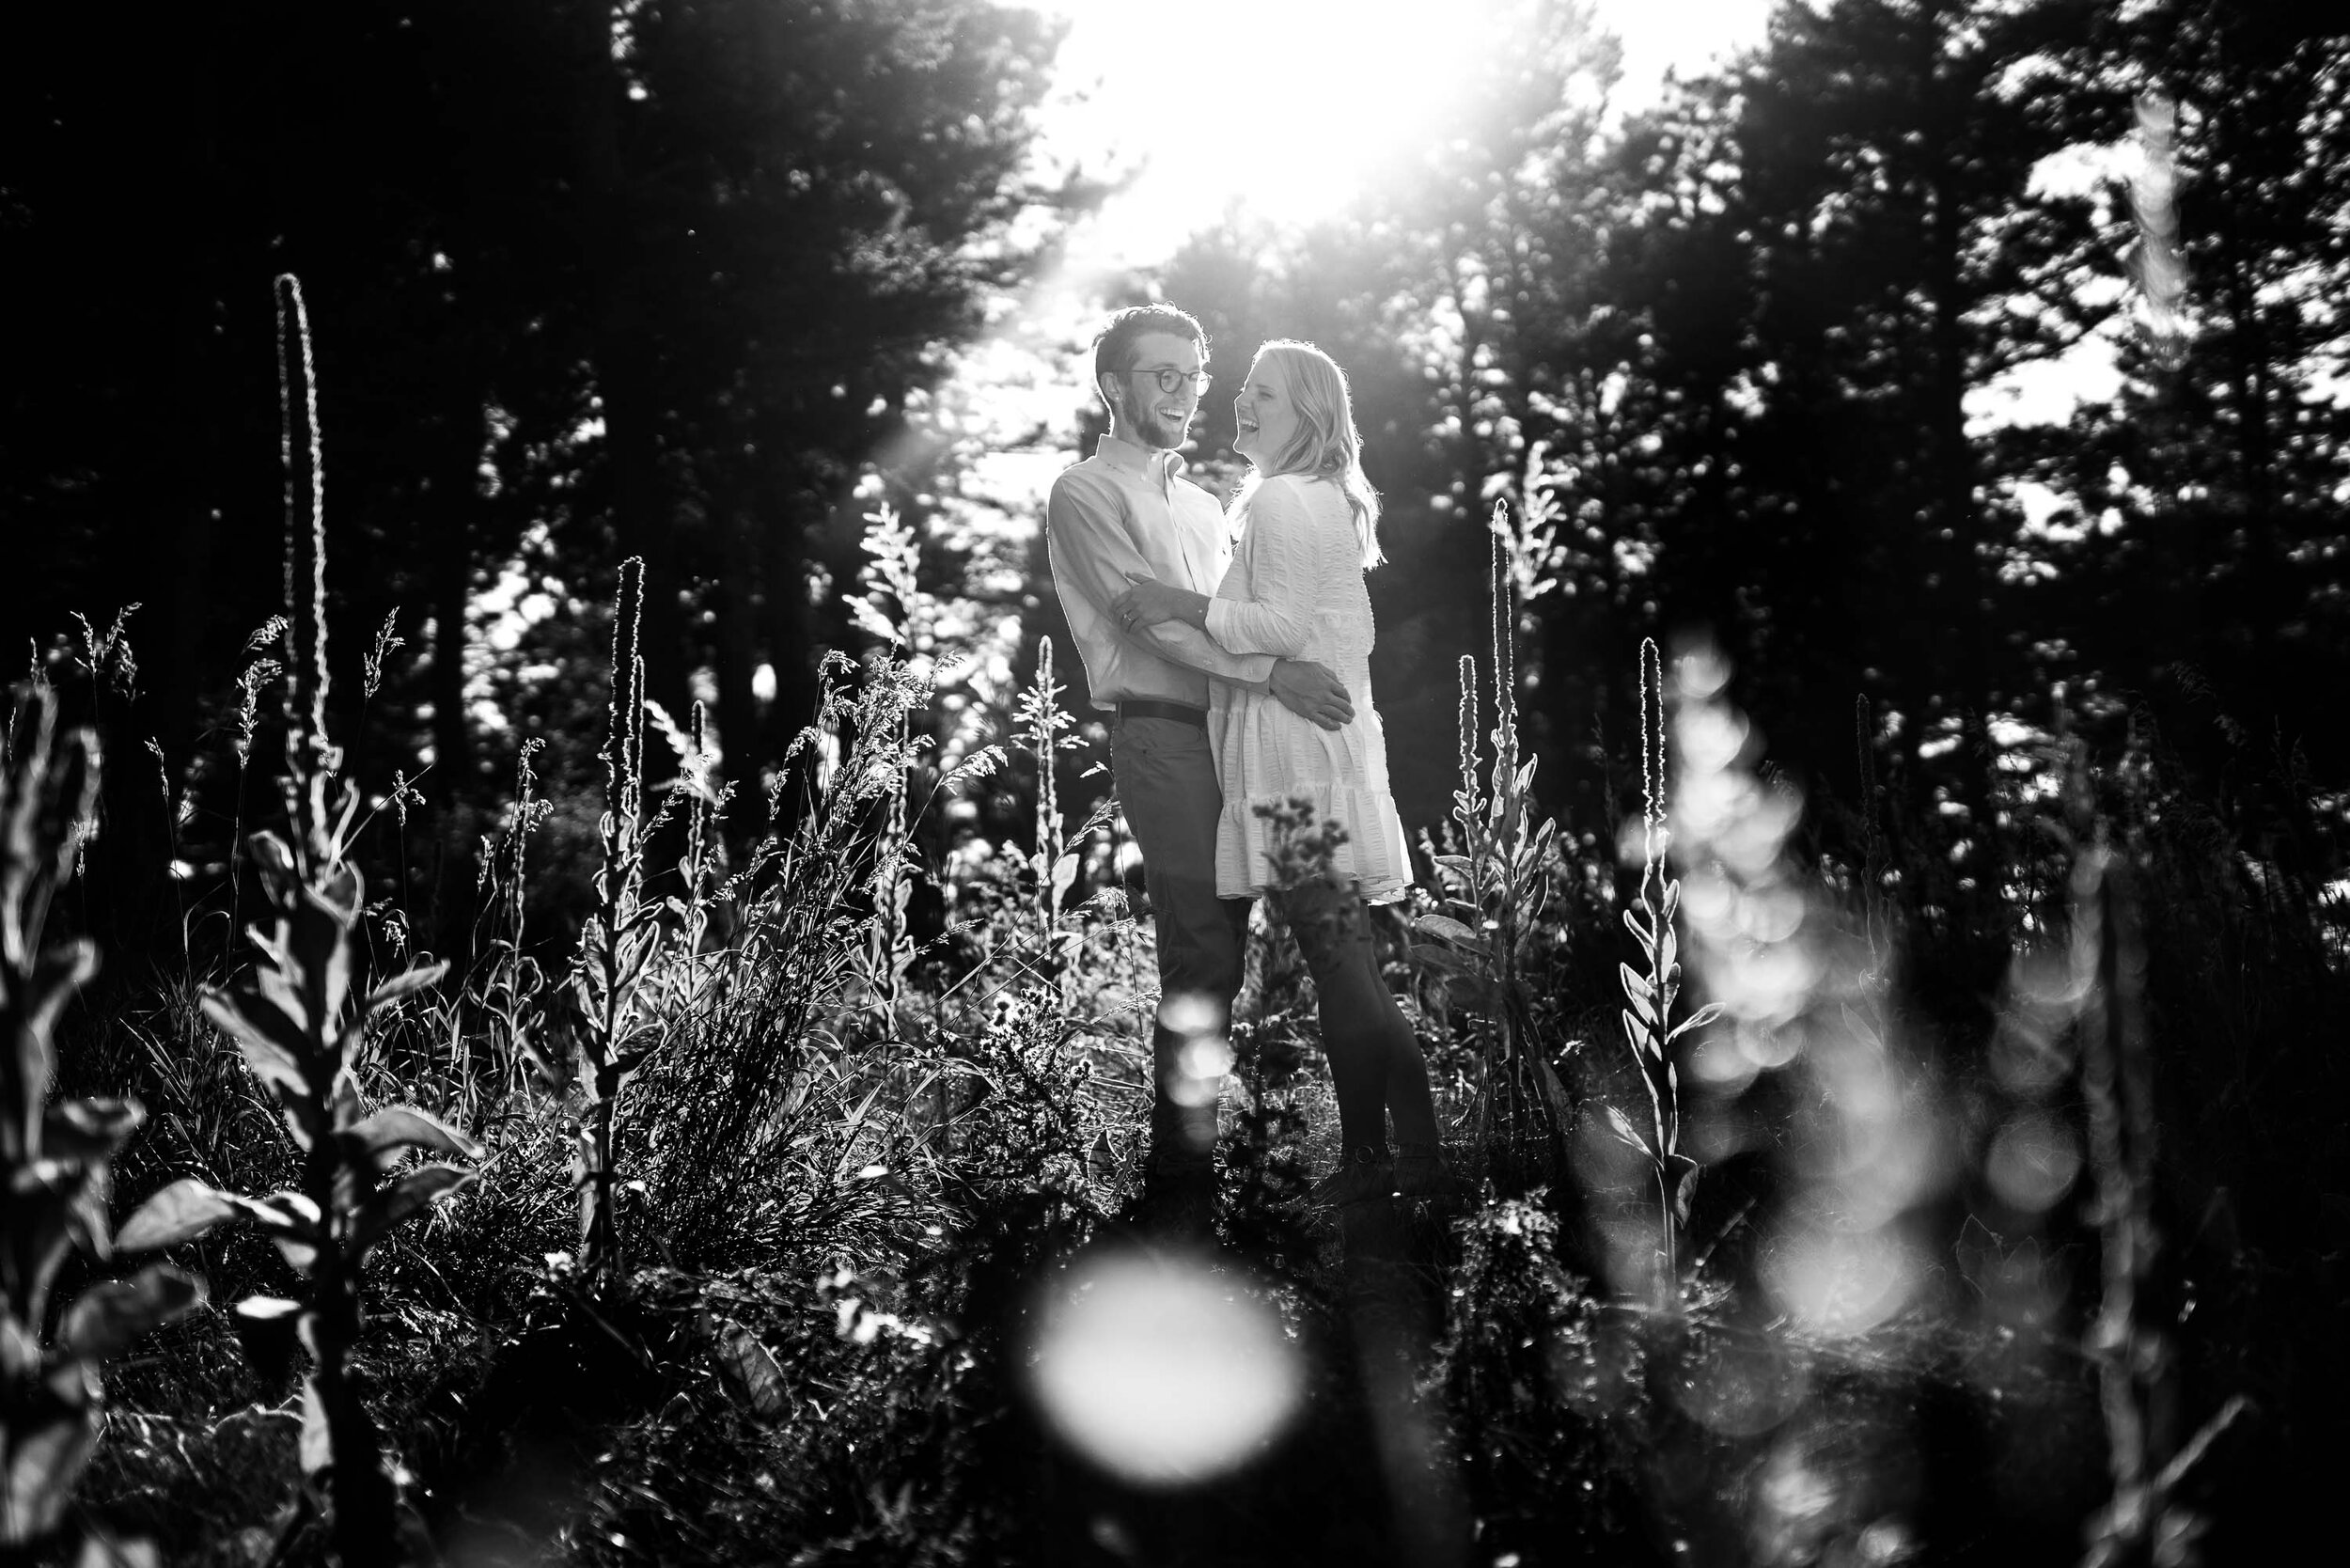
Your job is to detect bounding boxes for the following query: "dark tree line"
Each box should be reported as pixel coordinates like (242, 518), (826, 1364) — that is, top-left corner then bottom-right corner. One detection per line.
(3, 0), (1084, 951)
(1140, 0), (2346, 935)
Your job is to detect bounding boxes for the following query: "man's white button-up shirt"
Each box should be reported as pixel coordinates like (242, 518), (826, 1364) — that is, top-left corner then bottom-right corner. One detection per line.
(1045, 430), (1275, 711)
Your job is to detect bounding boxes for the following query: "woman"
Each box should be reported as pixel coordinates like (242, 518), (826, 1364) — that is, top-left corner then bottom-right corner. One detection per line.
(1110, 339), (1460, 1207)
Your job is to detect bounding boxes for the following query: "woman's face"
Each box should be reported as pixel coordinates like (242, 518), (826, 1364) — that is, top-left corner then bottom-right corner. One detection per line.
(1232, 354), (1301, 471)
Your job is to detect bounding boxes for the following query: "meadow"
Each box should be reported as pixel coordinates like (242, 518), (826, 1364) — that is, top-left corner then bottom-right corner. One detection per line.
(6, 288), (2342, 1568)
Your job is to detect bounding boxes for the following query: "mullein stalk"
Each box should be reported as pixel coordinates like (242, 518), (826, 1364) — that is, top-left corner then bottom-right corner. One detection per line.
(570, 556), (665, 1289)
(276, 276), (335, 875)
(117, 278), (478, 1568)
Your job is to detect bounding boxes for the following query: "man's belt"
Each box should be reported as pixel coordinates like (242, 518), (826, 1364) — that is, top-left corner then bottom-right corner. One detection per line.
(1115, 698), (1208, 728)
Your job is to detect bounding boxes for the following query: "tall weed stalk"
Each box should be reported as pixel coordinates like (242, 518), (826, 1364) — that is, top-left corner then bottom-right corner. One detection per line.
(113, 275), (480, 1568)
(562, 555), (675, 1288)
(1013, 636), (1086, 996)
(1412, 499), (1573, 1189)
(1604, 639), (1719, 1309)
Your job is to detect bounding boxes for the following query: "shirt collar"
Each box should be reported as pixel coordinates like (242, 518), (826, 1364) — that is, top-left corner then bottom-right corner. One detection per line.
(1098, 428), (1185, 483)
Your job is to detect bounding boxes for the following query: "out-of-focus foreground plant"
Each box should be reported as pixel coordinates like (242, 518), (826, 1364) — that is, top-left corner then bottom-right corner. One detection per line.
(2, 686), (202, 1559)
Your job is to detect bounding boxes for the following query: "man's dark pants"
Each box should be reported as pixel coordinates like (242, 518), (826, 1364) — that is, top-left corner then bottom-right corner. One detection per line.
(1110, 711), (1250, 1191)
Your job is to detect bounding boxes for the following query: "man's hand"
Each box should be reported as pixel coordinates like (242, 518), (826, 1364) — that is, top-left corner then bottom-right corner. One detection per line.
(1268, 659), (1354, 730)
(1111, 576), (1197, 633)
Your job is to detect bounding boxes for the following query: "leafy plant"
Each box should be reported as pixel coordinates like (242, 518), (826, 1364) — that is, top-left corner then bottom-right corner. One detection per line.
(634, 648), (984, 1269)
(562, 554), (679, 1288)
(1013, 637), (1088, 995)
(1412, 498), (1574, 1189)
(113, 274), (480, 1568)
(1, 686), (201, 1558)
(1605, 639), (1719, 1309)
(117, 835), (480, 1566)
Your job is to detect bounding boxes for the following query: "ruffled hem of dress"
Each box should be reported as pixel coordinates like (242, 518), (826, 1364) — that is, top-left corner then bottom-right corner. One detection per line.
(1214, 785), (1413, 903)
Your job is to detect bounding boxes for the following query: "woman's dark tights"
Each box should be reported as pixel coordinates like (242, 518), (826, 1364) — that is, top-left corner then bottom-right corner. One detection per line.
(1274, 875), (1437, 1156)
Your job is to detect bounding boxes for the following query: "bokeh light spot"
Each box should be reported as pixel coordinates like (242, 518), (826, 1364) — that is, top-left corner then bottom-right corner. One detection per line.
(1985, 1110), (2081, 1214)
(1675, 1334), (1811, 1437)
(1028, 1252), (1302, 1488)
(1159, 990), (1217, 1039)
(1761, 1227), (1919, 1338)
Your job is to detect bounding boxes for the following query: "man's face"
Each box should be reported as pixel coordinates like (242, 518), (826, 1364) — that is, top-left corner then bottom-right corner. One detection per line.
(1104, 330), (1205, 451)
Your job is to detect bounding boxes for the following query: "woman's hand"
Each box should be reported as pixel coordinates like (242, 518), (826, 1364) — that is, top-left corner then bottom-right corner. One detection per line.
(1110, 577), (1201, 634)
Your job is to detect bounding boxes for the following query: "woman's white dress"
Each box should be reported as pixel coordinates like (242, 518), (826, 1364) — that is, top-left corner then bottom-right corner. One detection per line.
(1202, 474), (1414, 903)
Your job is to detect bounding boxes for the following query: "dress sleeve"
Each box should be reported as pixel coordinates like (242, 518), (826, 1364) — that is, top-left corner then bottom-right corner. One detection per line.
(1204, 478), (1331, 658)
(1047, 470), (1277, 684)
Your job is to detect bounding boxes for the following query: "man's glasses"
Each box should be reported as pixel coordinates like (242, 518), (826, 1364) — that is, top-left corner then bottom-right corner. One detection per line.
(1126, 365), (1214, 394)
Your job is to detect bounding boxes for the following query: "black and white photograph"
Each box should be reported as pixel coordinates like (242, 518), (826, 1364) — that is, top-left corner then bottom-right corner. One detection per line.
(2, 2), (2342, 1563)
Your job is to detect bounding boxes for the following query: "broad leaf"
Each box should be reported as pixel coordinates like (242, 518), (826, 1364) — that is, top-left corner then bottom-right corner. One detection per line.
(2, 1400), (98, 1543)
(274, 1233), (321, 1277)
(266, 1190), (324, 1228)
(1406, 942), (1482, 979)
(116, 1179), (243, 1252)
(358, 960), (447, 1018)
(199, 991), (309, 1100)
(57, 1267), (204, 1360)
(1534, 1054), (1576, 1133)
(350, 1163), (476, 1260)
(1622, 1008), (1653, 1057)
(41, 1097), (144, 1165)
(1668, 1153), (1701, 1227)
(70, 1531), (161, 1568)
(300, 1379), (333, 1477)
(1411, 914), (1487, 951)
(1667, 1001), (1726, 1043)
(712, 1319), (791, 1423)
(1603, 1102), (1650, 1157)
(18, 940), (100, 1109)
(290, 885), (356, 1026)
(246, 832), (302, 905)
(340, 1105), (483, 1166)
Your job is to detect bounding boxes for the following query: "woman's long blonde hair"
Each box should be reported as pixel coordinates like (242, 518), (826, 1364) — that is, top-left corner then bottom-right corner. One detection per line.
(1237, 339), (1384, 568)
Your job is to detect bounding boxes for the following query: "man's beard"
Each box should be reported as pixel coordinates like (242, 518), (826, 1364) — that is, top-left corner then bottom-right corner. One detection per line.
(1131, 403), (1189, 451)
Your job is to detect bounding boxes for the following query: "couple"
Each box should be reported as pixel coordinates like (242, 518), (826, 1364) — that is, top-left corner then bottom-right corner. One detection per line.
(1045, 303), (1461, 1231)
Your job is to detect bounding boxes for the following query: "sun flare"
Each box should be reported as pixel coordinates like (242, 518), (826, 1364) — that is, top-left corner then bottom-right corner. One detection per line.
(1028, 0), (1777, 259)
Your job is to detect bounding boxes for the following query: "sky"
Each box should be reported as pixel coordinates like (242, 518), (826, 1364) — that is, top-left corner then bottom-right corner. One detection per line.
(1023, 0), (1781, 265)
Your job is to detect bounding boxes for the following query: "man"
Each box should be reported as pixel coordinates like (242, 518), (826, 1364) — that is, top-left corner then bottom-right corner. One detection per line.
(1045, 303), (1355, 1234)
